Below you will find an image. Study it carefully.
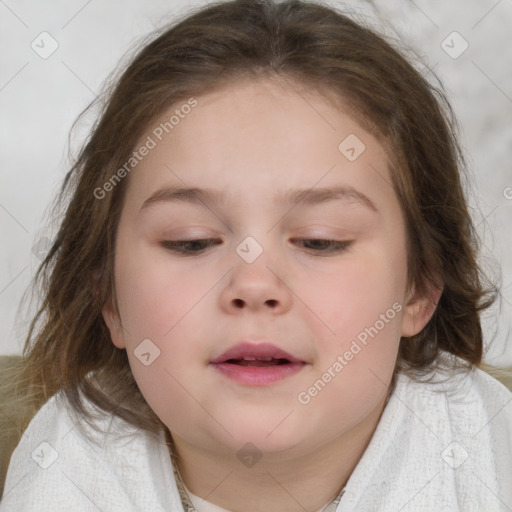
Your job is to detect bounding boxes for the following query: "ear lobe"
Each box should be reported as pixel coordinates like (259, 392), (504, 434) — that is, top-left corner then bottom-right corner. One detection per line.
(101, 298), (127, 349)
(401, 278), (443, 338)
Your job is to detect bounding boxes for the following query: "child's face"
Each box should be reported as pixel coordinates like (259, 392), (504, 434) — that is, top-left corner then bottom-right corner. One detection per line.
(103, 77), (434, 459)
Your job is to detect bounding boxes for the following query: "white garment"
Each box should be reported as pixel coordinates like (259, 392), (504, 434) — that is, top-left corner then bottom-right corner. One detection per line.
(1, 356), (511, 511)
(182, 482), (336, 512)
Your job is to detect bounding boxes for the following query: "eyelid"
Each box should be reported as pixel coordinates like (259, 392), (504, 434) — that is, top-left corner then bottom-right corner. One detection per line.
(160, 237), (221, 247)
(159, 237), (353, 256)
(290, 238), (352, 253)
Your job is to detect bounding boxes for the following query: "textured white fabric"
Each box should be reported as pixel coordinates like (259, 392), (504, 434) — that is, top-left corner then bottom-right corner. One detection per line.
(183, 484), (333, 512)
(0, 388), (182, 512)
(1, 356), (511, 511)
(339, 362), (512, 511)
(182, 480), (339, 512)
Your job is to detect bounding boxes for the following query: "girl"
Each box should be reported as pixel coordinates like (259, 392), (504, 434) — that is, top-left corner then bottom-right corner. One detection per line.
(1, 0), (511, 510)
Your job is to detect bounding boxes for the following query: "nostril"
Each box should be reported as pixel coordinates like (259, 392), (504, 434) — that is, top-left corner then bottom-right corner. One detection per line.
(232, 298), (277, 308)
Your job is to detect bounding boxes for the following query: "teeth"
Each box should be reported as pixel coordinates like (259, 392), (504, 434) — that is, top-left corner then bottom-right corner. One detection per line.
(241, 356), (273, 361)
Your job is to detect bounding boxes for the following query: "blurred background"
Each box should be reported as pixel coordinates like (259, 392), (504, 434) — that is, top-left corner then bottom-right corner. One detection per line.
(1, 0), (511, 364)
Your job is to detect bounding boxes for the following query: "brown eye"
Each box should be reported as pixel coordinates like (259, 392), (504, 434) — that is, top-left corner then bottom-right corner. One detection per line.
(160, 238), (222, 254)
(291, 239), (352, 254)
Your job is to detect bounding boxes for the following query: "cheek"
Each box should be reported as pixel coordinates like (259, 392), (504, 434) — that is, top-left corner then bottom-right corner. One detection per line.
(314, 248), (405, 336)
(114, 244), (213, 341)
(306, 241), (406, 389)
(113, 248), (213, 423)
(301, 265), (402, 427)
(113, 243), (220, 400)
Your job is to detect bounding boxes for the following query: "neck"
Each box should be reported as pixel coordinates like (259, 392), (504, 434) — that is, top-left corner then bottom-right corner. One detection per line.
(166, 396), (388, 512)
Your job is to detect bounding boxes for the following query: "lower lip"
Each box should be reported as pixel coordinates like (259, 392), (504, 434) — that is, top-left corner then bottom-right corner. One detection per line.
(211, 362), (306, 386)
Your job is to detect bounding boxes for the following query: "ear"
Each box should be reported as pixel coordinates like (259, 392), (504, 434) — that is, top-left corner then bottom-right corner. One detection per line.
(401, 276), (443, 337)
(101, 297), (127, 349)
(93, 269), (127, 350)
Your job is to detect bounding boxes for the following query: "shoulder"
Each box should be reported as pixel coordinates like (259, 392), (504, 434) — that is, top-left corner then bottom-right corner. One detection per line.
(400, 355), (512, 416)
(0, 389), (178, 512)
(466, 364), (512, 410)
(395, 355), (512, 436)
(396, 355), (512, 500)
(454, 363), (512, 440)
(342, 355), (512, 510)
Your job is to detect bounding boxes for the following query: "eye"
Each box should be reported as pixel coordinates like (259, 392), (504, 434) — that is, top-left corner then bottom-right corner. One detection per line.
(291, 238), (352, 254)
(160, 238), (222, 254)
(159, 238), (352, 256)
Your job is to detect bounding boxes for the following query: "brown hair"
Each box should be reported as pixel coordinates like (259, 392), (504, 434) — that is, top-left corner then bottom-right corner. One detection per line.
(1, 0), (502, 464)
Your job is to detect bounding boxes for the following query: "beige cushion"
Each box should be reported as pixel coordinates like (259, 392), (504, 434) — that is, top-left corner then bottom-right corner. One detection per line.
(0, 355), (25, 499)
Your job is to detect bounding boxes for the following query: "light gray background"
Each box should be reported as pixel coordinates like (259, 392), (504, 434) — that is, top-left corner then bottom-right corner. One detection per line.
(1, 0), (511, 364)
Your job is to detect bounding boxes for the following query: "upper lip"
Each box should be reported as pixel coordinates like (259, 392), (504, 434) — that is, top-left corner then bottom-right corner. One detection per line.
(210, 342), (304, 364)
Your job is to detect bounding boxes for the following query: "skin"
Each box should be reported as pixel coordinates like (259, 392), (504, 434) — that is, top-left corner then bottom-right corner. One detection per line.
(102, 75), (440, 512)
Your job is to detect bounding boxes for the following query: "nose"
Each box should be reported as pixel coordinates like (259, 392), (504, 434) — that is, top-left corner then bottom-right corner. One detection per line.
(219, 252), (293, 315)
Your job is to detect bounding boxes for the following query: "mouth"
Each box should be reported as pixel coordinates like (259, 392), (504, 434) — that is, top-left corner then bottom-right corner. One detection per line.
(210, 342), (306, 386)
(224, 357), (293, 367)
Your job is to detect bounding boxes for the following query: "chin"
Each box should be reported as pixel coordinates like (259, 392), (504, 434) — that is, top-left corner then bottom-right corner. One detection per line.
(219, 419), (306, 455)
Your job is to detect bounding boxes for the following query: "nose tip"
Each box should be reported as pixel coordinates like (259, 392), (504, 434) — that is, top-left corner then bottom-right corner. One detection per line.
(220, 251), (293, 315)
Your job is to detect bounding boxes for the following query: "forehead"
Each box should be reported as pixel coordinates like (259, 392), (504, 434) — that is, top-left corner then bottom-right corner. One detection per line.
(123, 77), (397, 215)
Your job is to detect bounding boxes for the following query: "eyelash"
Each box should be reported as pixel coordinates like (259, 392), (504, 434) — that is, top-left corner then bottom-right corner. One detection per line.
(160, 238), (352, 255)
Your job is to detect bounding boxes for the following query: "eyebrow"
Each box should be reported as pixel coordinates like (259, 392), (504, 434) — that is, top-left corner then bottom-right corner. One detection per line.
(139, 185), (378, 213)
